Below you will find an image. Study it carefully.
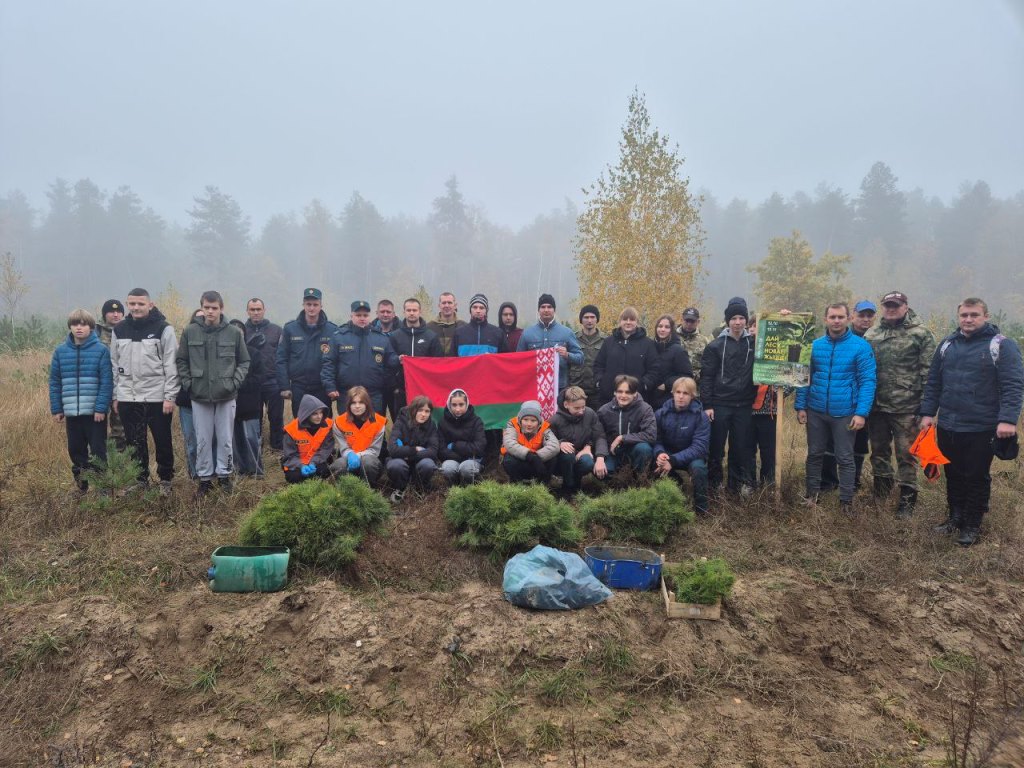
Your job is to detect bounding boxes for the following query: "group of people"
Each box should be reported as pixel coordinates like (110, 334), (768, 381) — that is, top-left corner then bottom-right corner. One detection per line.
(48, 286), (1022, 546)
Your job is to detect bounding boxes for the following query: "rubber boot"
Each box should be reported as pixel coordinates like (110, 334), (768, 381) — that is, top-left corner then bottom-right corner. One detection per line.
(873, 476), (894, 499)
(895, 487), (917, 520)
(932, 508), (963, 535)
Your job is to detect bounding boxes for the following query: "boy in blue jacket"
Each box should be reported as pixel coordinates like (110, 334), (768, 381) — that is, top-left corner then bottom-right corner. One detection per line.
(49, 309), (113, 492)
(654, 377), (711, 515)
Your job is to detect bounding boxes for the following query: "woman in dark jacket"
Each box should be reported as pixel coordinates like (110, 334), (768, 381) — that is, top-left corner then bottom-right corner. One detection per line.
(593, 307), (662, 405)
(231, 319), (265, 476)
(438, 388), (487, 485)
(386, 395), (439, 502)
(654, 377), (710, 515)
(649, 314), (694, 410)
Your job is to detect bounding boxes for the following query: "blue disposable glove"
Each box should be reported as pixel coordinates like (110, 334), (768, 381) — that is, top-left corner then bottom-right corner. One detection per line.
(395, 438), (404, 447)
(447, 443), (454, 450)
(347, 453), (361, 471)
(300, 463), (316, 477)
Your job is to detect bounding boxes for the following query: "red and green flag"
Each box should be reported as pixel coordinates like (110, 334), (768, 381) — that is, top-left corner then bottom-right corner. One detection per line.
(402, 349), (558, 429)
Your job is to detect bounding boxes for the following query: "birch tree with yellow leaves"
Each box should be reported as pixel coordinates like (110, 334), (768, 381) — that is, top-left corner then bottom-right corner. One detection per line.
(573, 91), (705, 328)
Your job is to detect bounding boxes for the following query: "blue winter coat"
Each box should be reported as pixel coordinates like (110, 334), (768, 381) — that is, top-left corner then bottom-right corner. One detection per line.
(654, 398), (710, 468)
(49, 332), (113, 417)
(919, 323), (1024, 432)
(276, 311), (338, 390)
(517, 320), (584, 390)
(794, 329), (876, 418)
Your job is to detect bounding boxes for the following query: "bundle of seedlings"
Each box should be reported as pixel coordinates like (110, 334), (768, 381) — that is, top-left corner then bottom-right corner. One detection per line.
(239, 476), (390, 569)
(444, 480), (583, 559)
(577, 478), (693, 544)
(664, 557), (735, 605)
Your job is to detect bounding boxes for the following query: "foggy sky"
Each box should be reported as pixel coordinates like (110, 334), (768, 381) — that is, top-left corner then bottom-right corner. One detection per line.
(2, 0), (1022, 228)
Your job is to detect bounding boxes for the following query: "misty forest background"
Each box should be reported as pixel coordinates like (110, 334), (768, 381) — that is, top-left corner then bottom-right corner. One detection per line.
(1, 160), (1022, 333)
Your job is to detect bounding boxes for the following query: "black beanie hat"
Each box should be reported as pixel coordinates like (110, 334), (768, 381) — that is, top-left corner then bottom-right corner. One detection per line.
(579, 304), (600, 322)
(724, 296), (749, 322)
(469, 293), (489, 311)
(538, 293), (556, 309)
(101, 299), (123, 318)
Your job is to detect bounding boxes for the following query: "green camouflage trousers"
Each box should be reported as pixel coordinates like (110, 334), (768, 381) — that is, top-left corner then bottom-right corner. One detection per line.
(868, 412), (920, 490)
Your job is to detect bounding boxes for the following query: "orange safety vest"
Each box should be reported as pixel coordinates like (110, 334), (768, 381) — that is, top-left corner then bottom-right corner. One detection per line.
(909, 425), (950, 481)
(283, 418), (334, 466)
(500, 417), (551, 455)
(334, 411), (385, 453)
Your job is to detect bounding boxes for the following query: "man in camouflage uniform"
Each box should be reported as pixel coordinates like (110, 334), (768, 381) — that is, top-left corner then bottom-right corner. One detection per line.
(864, 291), (936, 518)
(677, 307), (708, 384)
(97, 299), (126, 449)
(570, 304), (604, 409)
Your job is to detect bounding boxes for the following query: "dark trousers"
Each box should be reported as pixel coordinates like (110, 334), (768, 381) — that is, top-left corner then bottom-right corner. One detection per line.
(289, 383), (330, 418)
(382, 385), (399, 422)
(386, 457), (437, 489)
(937, 429), (995, 529)
(556, 451), (595, 493)
(748, 414), (776, 487)
(806, 411), (857, 502)
(503, 454), (554, 483)
(708, 404), (753, 492)
(261, 387), (284, 449)
(66, 415), (107, 486)
(119, 401), (174, 482)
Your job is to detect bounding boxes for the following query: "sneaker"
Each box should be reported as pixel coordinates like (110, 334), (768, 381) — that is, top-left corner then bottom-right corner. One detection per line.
(739, 484), (753, 498)
(839, 500), (855, 517)
(389, 489), (405, 504)
(197, 479), (213, 498)
(158, 480), (173, 497)
(801, 494), (819, 508)
(217, 476), (233, 493)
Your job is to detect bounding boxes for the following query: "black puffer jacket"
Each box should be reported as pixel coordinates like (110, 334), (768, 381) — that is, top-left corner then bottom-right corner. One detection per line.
(438, 403), (487, 462)
(390, 319), (443, 359)
(387, 406), (440, 461)
(592, 326), (662, 404)
(649, 337), (694, 410)
(548, 402), (609, 457)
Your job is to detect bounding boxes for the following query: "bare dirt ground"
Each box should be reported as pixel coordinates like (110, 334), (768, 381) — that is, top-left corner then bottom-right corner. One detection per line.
(2, 350), (1023, 767)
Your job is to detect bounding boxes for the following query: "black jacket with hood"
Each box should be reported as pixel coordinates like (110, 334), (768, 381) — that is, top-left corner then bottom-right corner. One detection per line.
(592, 326), (662, 404)
(438, 390), (487, 462)
(596, 392), (658, 449)
(548, 401), (609, 457)
(699, 328), (756, 407)
(388, 405), (440, 461)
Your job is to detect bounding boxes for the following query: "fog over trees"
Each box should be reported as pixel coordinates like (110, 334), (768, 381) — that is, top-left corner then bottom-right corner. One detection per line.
(1, 160), (1021, 326)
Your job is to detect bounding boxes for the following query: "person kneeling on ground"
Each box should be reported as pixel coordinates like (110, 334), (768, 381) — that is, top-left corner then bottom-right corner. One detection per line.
(654, 377), (711, 515)
(597, 374), (657, 476)
(548, 385), (609, 497)
(438, 388), (486, 485)
(386, 395), (439, 502)
(330, 385), (385, 485)
(281, 395), (335, 482)
(501, 400), (559, 483)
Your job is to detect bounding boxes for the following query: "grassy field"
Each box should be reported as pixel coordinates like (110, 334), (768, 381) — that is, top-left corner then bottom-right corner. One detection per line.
(2, 349), (1023, 768)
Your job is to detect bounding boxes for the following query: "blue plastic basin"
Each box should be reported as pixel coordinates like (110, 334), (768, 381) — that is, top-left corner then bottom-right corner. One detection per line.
(584, 546), (662, 590)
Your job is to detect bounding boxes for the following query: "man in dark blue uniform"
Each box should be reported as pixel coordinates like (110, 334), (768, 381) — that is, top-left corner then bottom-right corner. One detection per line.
(323, 300), (400, 415)
(276, 288), (338, 418)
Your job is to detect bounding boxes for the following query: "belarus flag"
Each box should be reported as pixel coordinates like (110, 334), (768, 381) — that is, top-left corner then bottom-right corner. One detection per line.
(402, 349), (558, 429)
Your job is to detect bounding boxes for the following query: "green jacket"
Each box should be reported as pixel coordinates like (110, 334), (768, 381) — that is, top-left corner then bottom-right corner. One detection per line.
(678, 329), (708, 383)
(176, 316), (251, 403)
(864, 309), (935, 413)
(570, 329), (605, 396)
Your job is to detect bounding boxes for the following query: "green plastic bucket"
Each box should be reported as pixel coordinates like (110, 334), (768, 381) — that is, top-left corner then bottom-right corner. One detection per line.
(208, 546), (289, 593)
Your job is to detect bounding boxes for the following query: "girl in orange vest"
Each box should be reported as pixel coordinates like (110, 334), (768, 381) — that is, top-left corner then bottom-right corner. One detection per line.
(281, 395), (335, 483)
(330, 385), (386, 485)
(501, 400), (559, 483)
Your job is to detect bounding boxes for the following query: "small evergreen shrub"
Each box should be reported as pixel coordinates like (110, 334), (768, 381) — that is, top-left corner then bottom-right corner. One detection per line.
(444, 481), (582, 558)
(238, 477), (390, 570)
(665, 557), (735, 605)
(578, 479), (693, 544)
(79, 441), (143, 511)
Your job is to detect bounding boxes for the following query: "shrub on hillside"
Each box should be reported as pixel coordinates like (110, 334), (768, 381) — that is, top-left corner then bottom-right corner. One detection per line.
(238, 477), (390, 570)
(578, 479), (692, 544)
(665, 557), (735, 605)
(444, 481), (583, 558)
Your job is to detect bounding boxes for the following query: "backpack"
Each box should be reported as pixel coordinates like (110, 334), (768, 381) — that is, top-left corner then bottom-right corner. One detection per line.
(938, 334), (1004, 366)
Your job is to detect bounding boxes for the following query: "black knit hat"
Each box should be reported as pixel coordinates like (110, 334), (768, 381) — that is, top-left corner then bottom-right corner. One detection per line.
(101, 299), (123, 318)
(538, 293), (556, 309)
(469, 293), (489, 311)
(724, 296), (749, 322)
(579, 304), (600, 322)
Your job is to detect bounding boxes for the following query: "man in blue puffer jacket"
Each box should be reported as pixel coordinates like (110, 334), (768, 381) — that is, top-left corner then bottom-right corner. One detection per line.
(49, 309), (113, 492)
(796, 302), (876, 512)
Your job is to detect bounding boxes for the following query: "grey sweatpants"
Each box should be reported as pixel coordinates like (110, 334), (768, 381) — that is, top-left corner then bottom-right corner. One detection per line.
(193, 400), (237, 479)
(806, 410), (857, 502)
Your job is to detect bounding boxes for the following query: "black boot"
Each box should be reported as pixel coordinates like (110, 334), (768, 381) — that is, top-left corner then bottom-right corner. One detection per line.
(932, 511), (963, 534)
(956, 527), (980, 547)
(198, 479), (213, 497)
(895, 487), (917, 519)
(217, 476), (233, 493)
(873, 476), (894, 499)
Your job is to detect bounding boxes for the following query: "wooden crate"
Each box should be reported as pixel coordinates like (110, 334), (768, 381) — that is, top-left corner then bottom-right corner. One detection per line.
(660, 561), (722, 620)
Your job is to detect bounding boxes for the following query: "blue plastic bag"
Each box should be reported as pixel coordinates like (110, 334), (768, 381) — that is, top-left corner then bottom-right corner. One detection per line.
(502, 545), (613, 610)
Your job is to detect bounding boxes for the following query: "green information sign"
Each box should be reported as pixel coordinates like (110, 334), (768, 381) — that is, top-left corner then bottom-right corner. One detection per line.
(753, 312), (816, 387)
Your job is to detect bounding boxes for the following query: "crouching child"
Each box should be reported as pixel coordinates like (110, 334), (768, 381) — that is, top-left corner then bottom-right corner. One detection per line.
(330, 385), (385, 485)
(281, 395), (335, 482)
(386, 395), (440, 502)
(438, 388), (486, 485)
(501, 400), (559, 483)
(548, 386), (608, 497)
(654, 377), (711, 515)
(50, 309), (112, 492)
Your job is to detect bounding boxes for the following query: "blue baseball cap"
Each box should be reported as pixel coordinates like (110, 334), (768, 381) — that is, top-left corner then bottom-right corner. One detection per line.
(854, 300), (877, 313)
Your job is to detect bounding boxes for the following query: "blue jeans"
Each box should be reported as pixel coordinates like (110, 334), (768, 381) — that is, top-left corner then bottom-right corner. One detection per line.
(604, 442), (653, 475)
(668, 458), (709, 515)
(556, 451), (595, 492)
(440, 459), (481, 485)
(179, 406), (199, 480)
